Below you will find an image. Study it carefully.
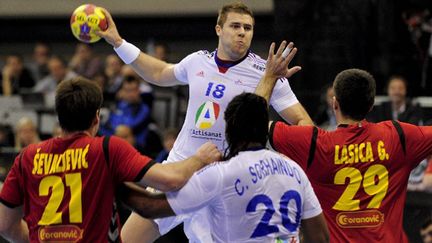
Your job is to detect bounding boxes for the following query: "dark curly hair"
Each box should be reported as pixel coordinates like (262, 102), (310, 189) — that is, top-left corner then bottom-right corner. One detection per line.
(224, 93), (268, 160)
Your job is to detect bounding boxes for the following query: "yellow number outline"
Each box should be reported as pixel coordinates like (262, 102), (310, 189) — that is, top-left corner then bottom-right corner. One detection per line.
(332, 165), (389, 211)
(38, 173), (83, 225)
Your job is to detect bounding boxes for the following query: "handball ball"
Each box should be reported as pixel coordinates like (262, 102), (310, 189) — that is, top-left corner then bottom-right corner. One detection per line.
(70, 4), (108, 43)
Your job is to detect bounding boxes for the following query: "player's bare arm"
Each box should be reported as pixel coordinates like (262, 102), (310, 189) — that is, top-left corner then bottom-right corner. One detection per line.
(301, 213), (330, 243)
(279, 104), (313, 125)
(139, 142), (222, 192)
(119, 182), (174, 219)
(255, 41), (313, 125)
(97, 8), (182, 87)
(0, 204), (29, 242)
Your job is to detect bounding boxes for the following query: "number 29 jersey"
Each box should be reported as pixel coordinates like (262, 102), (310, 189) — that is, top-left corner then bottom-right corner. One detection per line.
(167, 148), (322, 243)
(270, 120), (432, 242)
(168, 50), (299, 162)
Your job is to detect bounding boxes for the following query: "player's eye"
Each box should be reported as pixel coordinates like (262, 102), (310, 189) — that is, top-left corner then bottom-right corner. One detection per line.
(231, 24), (241, 29)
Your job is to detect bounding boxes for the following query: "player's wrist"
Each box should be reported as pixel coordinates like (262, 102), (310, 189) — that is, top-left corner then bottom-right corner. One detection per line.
(262, 71), (279, 82)
(114, 39), (141, 64)
(191, 155), (208, 167)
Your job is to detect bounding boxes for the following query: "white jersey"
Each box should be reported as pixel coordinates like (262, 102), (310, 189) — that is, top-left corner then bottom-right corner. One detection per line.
(167, 149), (322, 243)
(158, 50), (299, 242)
(167, 50), (298, 162)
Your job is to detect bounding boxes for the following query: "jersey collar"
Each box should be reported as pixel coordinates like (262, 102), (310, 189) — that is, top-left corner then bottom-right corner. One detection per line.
(337, 120), (369, 128)
(214, 49), (250, 73)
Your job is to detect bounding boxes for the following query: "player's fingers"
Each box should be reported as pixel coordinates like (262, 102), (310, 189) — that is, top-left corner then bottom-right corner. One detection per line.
(275, 40), (287, 58)
(268, 42), (276, 60)
(281, 42), (294, 59)
(284, 46), (297, 64)
(286, 66), (302, 78)
(100, 7), (115, 27)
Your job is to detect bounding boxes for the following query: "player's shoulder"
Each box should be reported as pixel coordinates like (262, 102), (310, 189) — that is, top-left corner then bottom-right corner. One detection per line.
(190, 50), (216, 60)
(244, 51), (267, 72)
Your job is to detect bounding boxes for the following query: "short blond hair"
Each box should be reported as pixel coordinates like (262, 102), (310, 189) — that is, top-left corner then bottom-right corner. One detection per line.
(217, 2), (254, 27)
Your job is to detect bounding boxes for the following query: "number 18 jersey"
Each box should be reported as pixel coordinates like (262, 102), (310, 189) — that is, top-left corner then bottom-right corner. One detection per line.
(168, 50), (299, 162)
(167, 148), (322, 243)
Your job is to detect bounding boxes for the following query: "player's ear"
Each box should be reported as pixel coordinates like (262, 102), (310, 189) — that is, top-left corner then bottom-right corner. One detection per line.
(332, 96), (338, 111)
(94, 109), (100, 125)
(215, 25), (222, 36)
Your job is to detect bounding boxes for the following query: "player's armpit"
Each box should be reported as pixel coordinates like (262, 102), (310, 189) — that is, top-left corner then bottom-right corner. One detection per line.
(118, 182), (175, 219)
(300, 213), (329, 243)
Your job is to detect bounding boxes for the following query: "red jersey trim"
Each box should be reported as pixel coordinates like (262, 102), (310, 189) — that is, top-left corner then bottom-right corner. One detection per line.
(134, 160), (157, 182)
(0, 196), (20, 208)
(269, 121), (278, 150)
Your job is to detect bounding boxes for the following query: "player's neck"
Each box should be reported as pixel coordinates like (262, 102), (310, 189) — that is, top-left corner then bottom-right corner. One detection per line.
(216, 46), (246, 62)
(337, 116), (362, 126)
(62, 130), (93, 139)
(244, 142), (265, 150)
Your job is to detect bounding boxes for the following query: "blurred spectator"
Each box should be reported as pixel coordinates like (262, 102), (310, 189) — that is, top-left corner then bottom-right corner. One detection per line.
(33, 56), (77, 94)
(313, 85), (337, 131)
(104, 54), (124, 95)
(28, 42), (51, 81)
(0, 125), (14, 147)
(368, 75), (423, 124)
(120, 65), (154, 110)
(114, 125), (145, 154)
(99, 77), (152, 149)
(155, 128), (178, 162)
(14, 117), (40, 151)
(68, 43), (103, 79)
(153, 42), (170, 62)
(1, 54), (35, 95)
(421, 218), (432, 243)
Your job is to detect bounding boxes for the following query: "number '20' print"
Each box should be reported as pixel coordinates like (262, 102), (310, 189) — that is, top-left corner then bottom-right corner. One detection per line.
(246, 190), (302, 238)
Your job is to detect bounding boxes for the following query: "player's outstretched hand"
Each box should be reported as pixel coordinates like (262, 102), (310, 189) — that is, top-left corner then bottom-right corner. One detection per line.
(95, 8), (124, 48)
(195, 142), (222, 165)
(265, 40), (301, 79)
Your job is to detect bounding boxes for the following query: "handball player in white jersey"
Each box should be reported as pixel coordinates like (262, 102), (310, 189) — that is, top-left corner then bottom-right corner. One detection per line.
(98, 2), (313, 242)
(121, 93), (329, 243)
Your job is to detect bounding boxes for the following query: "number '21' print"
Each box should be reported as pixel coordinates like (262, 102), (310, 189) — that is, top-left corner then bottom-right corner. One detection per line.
(246, 190), (302, 238)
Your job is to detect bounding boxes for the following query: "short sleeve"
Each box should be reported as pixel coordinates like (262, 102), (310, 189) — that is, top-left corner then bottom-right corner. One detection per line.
(0, 155), (23, 208)
(108, 136), (156, 183)
(269, 78), (299, 112)
(269, 121), (314, 170)
(173, 52), (197, 84)
(401, 123), (432, 166)
(166, 163), (223, 215)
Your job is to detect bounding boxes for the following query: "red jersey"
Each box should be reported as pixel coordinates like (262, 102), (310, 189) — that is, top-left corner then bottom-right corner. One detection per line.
(0, 134), (155, 242)
(270, 120), (432, 243)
